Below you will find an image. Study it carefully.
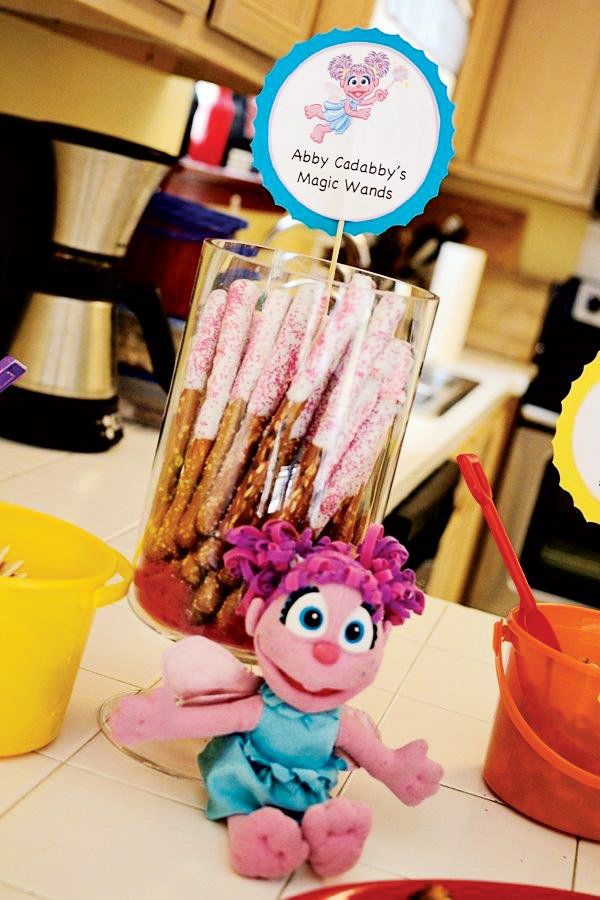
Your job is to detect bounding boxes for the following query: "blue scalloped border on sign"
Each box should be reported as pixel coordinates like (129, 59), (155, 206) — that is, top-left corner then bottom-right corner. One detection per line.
(252, 28), (455, 236)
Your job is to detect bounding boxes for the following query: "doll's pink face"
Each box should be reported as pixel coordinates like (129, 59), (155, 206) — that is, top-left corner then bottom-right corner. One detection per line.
(343, 71), (378, 100)
(247, 583), (390, 713)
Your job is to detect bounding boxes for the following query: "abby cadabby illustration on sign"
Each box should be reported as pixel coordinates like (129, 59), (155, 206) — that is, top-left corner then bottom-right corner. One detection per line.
(110, 521), (442, 881)
(305, 51), (409, 143)
(253, 28), (454, 236)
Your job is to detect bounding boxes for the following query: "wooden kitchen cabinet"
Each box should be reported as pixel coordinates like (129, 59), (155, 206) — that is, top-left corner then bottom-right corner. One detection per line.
(0, 0), (375, 92)
(426, 398), (516, 603)
(452, 0), (600, 207)
(210, 0), (321, 60)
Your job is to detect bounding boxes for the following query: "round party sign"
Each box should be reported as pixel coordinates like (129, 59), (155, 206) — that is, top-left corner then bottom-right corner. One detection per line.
(252, 28), (454, 236)
(552, 353), (600, 524)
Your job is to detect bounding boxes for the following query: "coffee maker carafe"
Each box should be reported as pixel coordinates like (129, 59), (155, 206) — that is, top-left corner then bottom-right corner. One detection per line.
(0, 122), (177, 452)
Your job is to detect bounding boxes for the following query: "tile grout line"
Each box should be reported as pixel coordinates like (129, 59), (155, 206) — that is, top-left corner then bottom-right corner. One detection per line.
(61, 752), (207, 812)
(0, 453), (72, 484)
(441, 780), (505, 807)
(38, 725), (103, 766)
(5, 731), (206, 822)
(423, 640), (497, 667)
(104, 522), (141, 543)
(0, 757), (70, 823)
(278, 861), (407, 899)
(0, 876), (53, 900)
(570, 839), (580, 892)
(419, 601), (449, 641)
(76, 666), (143, 689)
(392, 692), (495, 725)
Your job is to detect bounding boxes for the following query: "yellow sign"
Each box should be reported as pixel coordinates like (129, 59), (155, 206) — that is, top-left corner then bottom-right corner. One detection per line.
(552, 353), (600, 524)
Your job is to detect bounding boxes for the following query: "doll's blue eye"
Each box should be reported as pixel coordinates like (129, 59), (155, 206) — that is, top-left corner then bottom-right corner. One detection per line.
(301, 607), (323, 630)
(360, 76), (370, 85)
(280, 587), (328, 639)
(339, 606), (375, 654)
(348, 77), (358, 85)
(345, 621), (364, 643)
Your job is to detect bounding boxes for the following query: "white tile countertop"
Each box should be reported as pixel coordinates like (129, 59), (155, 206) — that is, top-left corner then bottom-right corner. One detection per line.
(1, 348), (597, 900)
(388, 349), (535, 509)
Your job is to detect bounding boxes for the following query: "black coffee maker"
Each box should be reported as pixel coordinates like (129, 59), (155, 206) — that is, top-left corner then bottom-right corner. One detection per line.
(0, 117), (176, 452)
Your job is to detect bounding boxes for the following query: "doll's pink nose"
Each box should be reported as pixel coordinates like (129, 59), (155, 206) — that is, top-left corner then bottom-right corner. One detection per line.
(312, 641), (341, 665)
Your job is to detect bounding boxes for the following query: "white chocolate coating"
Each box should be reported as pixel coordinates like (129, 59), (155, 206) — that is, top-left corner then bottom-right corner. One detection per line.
(287, 273), (373, 404)
(192, 280), (259, 440)
(183, 289), (227, 390)
(311, 339), (413, 530)
(248, 283), (323, 418)
(231, 288), (290, 402)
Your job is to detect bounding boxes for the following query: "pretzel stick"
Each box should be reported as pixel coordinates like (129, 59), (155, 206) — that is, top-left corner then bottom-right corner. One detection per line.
(312, 339), (413, 534)
(151, 279), (259, 558)
(283, 281), (401, 524)
(176, 288), (290, 549)
(178, 284), (323, 589)
(215, 585), (245, 631)
(143, 289), (226, 557)
(185, 275), (368, 617)
(188, 572), (223, 625)
(193, 283), (321, 538)
(326, 494), (362, 542)
(228, 273), (373, 526)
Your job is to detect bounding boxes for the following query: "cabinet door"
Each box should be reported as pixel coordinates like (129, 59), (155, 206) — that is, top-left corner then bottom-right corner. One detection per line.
(454, 0), (600, 206)
(210, 0), (320, 58)
(426, 399), (516, 603)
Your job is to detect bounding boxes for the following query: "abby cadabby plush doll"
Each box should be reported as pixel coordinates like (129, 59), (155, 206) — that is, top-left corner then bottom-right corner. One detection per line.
(110, 521), (442, 880)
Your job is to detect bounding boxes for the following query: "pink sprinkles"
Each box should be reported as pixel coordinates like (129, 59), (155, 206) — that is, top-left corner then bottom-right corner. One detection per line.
(193, 280), (259, 440)
(183, 289), (227, 390)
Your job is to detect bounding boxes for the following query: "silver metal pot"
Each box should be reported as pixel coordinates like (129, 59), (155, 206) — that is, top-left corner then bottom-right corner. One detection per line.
(45, 124), (177, 257)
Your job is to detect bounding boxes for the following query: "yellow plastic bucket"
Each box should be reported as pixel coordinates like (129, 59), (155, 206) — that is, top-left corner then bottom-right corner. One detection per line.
(0, 502), (132, 756)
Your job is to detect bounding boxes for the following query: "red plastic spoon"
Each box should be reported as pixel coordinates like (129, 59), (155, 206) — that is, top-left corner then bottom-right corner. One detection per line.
(457, 452), (561, 651)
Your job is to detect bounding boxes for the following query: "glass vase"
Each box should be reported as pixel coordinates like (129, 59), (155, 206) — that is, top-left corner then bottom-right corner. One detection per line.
(130, 240), (438, 659)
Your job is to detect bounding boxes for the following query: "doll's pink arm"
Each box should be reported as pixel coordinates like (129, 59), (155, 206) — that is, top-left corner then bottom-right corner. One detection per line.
(359, 94), (379, 106)
(336, 707), (443, 807)
(110, 687), (263, 747)
(344, 100), (369, 118)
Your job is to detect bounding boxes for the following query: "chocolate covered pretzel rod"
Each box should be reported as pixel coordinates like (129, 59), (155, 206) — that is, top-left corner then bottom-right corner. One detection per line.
(176, 287), (290, 549)
(284, 286), (406, 525)
(151, 279), (259, 559)
(193, 282), (322, 539)
(179, 283), (324, 590)
(219, 273), (369, 534)
(144, 288), (227, 556)
(312, 338), (413, 535)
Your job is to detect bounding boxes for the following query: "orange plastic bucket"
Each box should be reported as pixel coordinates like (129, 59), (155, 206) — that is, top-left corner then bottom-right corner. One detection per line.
(484, 605), (600, 839)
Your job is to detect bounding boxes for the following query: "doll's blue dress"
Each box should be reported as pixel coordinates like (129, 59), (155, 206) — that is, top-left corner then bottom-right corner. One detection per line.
(198, 684), (347, 820)
(322, 98), (358, 135)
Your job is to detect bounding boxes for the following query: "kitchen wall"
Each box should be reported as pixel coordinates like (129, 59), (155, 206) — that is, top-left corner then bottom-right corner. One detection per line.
(446, 175), (590, 282)
(0, 13), (193, 154)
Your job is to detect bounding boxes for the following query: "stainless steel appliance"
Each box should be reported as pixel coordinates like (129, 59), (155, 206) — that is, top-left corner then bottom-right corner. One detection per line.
(0, 122), (177, 451)
(467, 277), (600, 614)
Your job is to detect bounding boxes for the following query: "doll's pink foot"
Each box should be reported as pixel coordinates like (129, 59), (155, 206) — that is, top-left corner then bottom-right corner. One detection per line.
(310, 124), (329, 143)
(305, 103), (323, 119)
(302, 798), (372, 877)
(228, 808), (309, 879)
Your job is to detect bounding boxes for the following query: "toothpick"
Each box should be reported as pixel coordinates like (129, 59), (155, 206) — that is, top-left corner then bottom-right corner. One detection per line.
(324, 218), (345, 303)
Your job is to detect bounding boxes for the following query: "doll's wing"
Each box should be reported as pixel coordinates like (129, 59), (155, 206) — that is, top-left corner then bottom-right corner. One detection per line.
(326, 82), (345, 101)
(162, 636), (261, 705)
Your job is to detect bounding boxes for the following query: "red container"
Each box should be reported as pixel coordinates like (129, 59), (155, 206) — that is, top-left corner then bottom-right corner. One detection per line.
(485, 606), (600, 840)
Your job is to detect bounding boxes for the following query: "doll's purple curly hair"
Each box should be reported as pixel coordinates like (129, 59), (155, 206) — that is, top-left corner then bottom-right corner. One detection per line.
(223, 520), (424, 627)
(328, 50), (390, 83)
